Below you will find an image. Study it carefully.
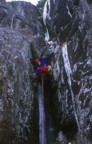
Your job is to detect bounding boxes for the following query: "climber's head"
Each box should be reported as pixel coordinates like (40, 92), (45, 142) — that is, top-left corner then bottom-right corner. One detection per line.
(35, 58), (41, 65)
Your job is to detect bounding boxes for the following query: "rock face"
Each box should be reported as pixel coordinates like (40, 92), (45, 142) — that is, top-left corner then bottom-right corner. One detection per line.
(44, 0), (92, 143)
(0, 1), (45, 144)
(43, 0), (79, 42)
(0, 0), (5, 2)
(0, 28), (32, 144)
(1, 0), (92, 143)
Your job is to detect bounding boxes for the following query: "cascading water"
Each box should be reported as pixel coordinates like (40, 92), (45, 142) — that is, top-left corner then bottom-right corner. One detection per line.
(62, 43), (80, 131)
(43, 0), (51, 41)
(38, 83), (46, 144)
(37, 76), (56, 144)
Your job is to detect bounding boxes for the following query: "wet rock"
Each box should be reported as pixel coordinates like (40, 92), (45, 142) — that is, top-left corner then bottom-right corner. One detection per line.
(56, 131), (66, 143)
(0, 1), (45, 144)
(1, 0), (92, 143)
(44, 0), (92, 143)
(0, 27), (33, 144)
(0, 1), (43, 38)
(43, 0), (80, 42)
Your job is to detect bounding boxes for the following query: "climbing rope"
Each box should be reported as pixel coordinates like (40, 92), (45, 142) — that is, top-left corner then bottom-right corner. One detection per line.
(42, 74), (45, 144)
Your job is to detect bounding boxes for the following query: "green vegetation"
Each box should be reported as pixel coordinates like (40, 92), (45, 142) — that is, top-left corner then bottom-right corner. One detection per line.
(37, 0), (47, 14)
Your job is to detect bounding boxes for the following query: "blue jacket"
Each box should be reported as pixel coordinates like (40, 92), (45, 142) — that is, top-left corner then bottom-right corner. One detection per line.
(40, 57), (48, 66)
(41, 52), (54, 66)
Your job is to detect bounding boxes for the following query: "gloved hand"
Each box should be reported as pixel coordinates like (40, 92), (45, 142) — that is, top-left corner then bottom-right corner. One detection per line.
(47, 65), (52, 71)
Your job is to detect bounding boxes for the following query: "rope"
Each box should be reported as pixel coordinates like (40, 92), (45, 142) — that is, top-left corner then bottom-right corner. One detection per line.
(42, 74), (45, 144)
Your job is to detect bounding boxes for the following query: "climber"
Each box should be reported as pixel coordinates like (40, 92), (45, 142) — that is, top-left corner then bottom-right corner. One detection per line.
(35, 57), (52, 76)
(30, 52), (55, 86)
(35, 52), (55, 67)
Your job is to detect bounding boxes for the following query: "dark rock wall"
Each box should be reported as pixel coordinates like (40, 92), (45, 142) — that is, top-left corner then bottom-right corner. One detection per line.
(0, 1), (43, 39)
(0, 28), (32, 144)
(0, 1), (45, 144)
(44, 0), (92, 143)
(1, 0), (92, 143)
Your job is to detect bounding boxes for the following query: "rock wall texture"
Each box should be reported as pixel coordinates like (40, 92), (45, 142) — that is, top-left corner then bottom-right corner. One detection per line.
(1, 0), (92, 144)
(0, 1), (45, 144)
(44, 0), (92, 143)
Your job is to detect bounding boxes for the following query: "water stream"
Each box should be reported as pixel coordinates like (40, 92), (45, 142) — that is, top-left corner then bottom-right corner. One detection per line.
(37, 78), (56, 144)
(38, 83), (46, 144)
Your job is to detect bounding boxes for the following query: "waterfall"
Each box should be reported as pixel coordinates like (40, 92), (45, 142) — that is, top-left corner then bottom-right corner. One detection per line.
(62, 43), (80, 131)
(38, 83), (46, 144)
(43, 1), (50, 41)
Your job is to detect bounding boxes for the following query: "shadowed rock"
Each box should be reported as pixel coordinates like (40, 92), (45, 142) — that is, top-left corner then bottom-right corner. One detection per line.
(0, 1), (46, 144)
(44, 0), (92, 143)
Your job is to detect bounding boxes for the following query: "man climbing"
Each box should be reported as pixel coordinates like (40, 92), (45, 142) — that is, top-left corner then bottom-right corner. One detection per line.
(35, 53), (54, 76)
(31, 52), (55, 86)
